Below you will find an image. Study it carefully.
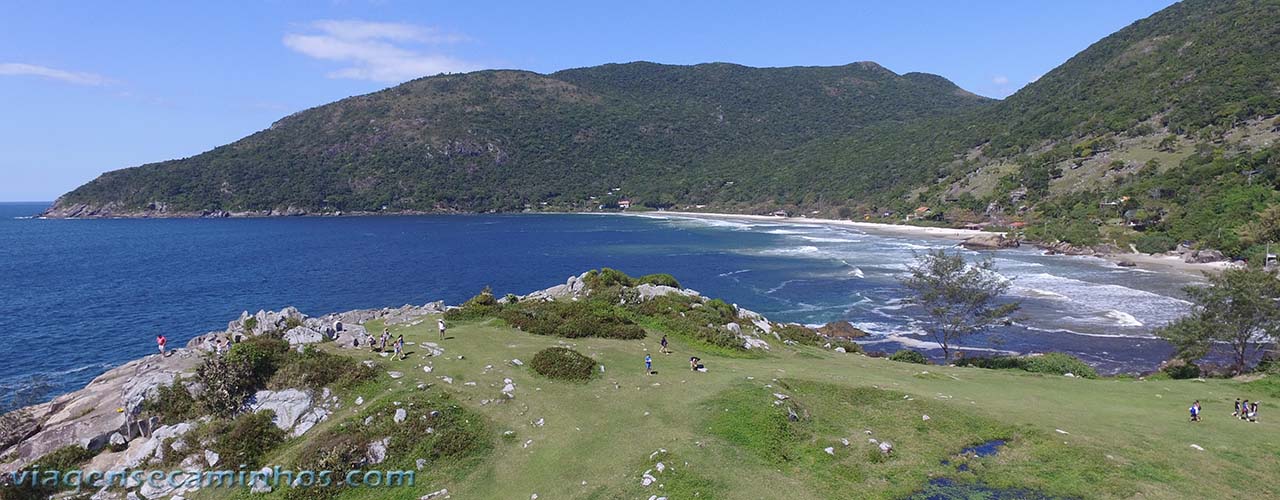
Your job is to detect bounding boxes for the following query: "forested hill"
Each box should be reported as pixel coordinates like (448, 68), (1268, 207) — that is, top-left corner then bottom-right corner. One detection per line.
(42, 0), (1280, 261)
(44, 61), (990, 217)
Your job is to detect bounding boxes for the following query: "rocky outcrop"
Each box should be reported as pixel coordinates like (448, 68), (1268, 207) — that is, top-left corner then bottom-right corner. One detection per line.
(960, 233), (1019, 250)
(1183, 249), (1225, 264)
(817, 321), (869, 339)
(0, 350), (200, 473)
(522, 273), (591, 301)
(634, 283), (701, 301)
(249, 389), (330, 438)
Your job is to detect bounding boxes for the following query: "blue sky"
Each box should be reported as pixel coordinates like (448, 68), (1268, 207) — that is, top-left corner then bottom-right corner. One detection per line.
(0, 0), (1178, 201)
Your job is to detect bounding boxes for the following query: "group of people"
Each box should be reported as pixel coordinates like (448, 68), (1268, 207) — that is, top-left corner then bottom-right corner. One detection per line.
(643, 335), (707, 374)
(1233, 398), (1261, 422)
(1189, 398), (1262, 423)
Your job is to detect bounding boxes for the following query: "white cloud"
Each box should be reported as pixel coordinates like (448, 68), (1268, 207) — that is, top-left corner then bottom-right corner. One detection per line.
(992, 75), (1010, 85)
(284, 20), (480, 83)
(0, 63), (112, 86)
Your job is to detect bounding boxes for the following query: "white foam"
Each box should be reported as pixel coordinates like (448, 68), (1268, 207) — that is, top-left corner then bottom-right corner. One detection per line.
(1101, 310), (1144, 327)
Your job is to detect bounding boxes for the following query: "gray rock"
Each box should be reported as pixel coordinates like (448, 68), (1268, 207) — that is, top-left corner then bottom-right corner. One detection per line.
(366, 437), (390, 465)
(283, 326), (325, 345)
(205, 449), (220, 467)
(421, 489), (449, 500)
(394, 409), (407, 424)
(726, 322), (742, 334)
(250, 389), (314, 432)
(108, 432), (127, 449)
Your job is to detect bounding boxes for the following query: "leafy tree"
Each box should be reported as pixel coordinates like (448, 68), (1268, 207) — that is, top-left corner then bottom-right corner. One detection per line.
(900, 249), (1020, 362)
(1156, 266), (1280, 374)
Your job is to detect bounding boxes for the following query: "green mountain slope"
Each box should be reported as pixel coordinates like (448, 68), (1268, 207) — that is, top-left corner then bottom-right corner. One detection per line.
(44, 62), (988, 217)
(44, 0), (1280, 259)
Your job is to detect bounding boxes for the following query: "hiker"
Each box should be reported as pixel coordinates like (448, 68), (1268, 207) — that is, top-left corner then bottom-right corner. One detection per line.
(660, 335), (670, 354)
(396, 335), (406, 360)
(156, 335), (167, 356)
(368, 332), (378, 352)
(438, 318), (447, 340)
(1241, 400), (1251, 420)
(1234, 398), (1242, 417)
(1247, 401), (1259, 422)
(213, 338), (224, 356)
(645, 354), (652, 374)
(381, 328), (391, 351)
(1189, 400), (1200, 422)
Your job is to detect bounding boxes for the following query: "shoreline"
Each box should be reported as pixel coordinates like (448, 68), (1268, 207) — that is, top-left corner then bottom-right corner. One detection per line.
(628, 210), (1230, 277)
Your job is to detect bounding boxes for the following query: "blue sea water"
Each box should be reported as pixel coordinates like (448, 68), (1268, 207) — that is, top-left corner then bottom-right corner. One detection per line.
(0, 202), (1203, 399)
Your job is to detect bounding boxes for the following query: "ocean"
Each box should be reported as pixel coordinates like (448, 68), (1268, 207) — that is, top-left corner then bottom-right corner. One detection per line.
(0, 202), (1203, 399)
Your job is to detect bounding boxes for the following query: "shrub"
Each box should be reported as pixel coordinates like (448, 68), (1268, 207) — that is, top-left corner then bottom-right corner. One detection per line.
(225, 336), (289, 386)
(499, 300), (646, 340)
(1134, 233), (1177, 254)
(775, 324), (823, 345)
(8, 445), (99, 499)
(890, 350), (928, 364)
(584, 268), (635, 289)
(445, 286), (500, 321)
(637, 273), (681, 288)
(955, 353), (1098, 378)
(530, 347), (597, 381)
(143, 379), (199, 424)
(1162, 359), (1202, 379)
(208, 411), (287, 468)
(195, 355), (255, 418)
(829, 339), (863, 353)
(1021, 353), (1098, 378)
(269, 346), (376, 390)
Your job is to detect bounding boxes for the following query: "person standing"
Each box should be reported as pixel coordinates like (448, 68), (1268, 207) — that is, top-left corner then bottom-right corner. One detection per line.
(380, 329), (390, 352)
(1234, 398), (1242, 417)
(393, 335), (404, 360)
(645, 354), (652, 374)
(660, 335), (670, 354)
(156, 335), (167, 356)
(438, 318), (447, 340)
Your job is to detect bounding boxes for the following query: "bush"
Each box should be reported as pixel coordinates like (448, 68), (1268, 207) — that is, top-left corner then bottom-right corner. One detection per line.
(890, 350), (928, 364)
(1134, 233), (1177, 254)
(584, 268), (635, 288)
(829, 339), (863, 353)
(225, 336), (289, 386)
(1162, 359), (1202, 379)
(205, 411), (287, 468)
(143, 379), (199, 424)
(775, 324), (823, 345)
(499, 300), (646, 340)
(637, 273), (681, 288)
(195, 355), (255, 418)
(8, 445), (99, 499)
(269, 346), (376, 390)
(955, 353), (1098, 378)
(530, 347), (597, 381)
(1022, 353), (1098, 378)
(445, 286), (500, 321)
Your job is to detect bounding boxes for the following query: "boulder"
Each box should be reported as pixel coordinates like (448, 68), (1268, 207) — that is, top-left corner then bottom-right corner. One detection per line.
(333, 324), (369, 349)
(283, 326), (325, 345)
(250, 389), (314, 432)
(394, 409), (407, 424)
(816, 321), (868, 339)
(961, 233), (1018, 250)
(1184, 249), (1225, 264)
(634, 284), (700, 301)
(366, 437), (390, 465)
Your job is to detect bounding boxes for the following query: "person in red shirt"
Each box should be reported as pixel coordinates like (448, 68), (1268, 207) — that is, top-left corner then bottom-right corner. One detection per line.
(157, 335), (167, 356)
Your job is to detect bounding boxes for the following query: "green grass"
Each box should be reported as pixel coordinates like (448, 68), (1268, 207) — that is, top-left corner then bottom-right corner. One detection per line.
(179, 314), (1280, 499)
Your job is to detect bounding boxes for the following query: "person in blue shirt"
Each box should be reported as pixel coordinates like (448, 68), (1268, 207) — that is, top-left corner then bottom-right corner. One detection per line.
(645, 354), (652, 374)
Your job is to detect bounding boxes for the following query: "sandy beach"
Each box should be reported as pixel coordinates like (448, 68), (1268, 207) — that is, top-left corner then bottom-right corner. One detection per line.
(636, 211), (1233, 277)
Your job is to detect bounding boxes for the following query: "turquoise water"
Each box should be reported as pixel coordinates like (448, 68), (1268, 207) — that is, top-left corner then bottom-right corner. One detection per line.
(0, 203), (1202, 399)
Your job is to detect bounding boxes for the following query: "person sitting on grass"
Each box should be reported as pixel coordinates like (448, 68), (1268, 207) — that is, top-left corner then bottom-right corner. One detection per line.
(690, 356), (705, 372)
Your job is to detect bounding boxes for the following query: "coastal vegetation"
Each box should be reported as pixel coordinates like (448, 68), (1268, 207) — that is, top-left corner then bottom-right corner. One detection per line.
(530, 347), (597, 381)
(1156, 266), (1280, 374)
(900, 249), (1020, 362)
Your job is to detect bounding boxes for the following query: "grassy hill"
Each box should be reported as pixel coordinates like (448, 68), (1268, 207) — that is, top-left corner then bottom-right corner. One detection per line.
(6, 272), (1278, 499)
(198, 308), (1276, 499)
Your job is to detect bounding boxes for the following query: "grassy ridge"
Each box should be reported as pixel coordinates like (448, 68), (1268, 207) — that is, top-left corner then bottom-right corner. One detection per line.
(170, 312), (1279, 499)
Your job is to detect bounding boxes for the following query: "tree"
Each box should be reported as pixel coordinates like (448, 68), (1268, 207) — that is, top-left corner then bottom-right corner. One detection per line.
(1156, 266), (1280, 375)
(900, 249), (1020, 362)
